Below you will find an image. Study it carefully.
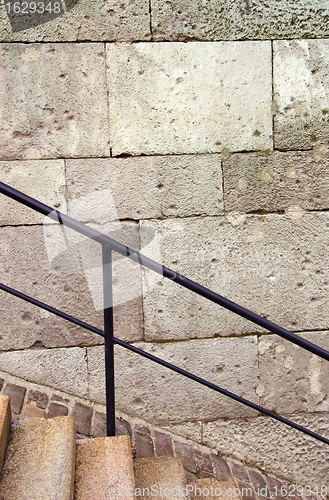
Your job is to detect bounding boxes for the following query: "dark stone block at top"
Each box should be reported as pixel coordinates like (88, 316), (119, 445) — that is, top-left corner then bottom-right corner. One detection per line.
(4, 384), (26, 414)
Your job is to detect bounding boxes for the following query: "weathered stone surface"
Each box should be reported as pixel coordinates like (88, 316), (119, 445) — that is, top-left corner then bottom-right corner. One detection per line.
(141, 213), (329, 340)
(0, 43), (109, 160)
(223, 150), (329, 213)
(134, 432), (154, 458)
(107, 42), (272, 156)
(27, 390), (49, 409)
(75, 436), (135, 500)
(87, 337), (259, 423)
(48, 402), (69, 418)
(154, 430), (174, 457)
(203, 412), (329, 487)
(0, 0), (150, 42)
(174, 441), (197, 473)
(0, 160), (66, 225)
(0, 347), (89, 399)
(152, 0), (329, 41)
(3, 384), (26, 414)
(73, 402), (92, 435)
(0, 225), (142, 350)
(134, 456), (187, 500)
(274, 40), (329, 150)
(0, 417), (76, 500)
(66, 155), (223, 220)
(257, 331), (329, 415)
(190, 478), (240, 500)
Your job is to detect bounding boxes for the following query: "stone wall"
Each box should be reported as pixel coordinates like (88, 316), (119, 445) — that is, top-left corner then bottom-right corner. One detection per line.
(1, 0), (329, 487)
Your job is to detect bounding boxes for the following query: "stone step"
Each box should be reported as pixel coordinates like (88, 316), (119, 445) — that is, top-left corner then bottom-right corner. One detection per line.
(0, 416), (76, 500)
(188, 478), (241, 500)
(0, 396), (11, 473)
(134, 455), (187, 500)
(74, 435), (135, 500)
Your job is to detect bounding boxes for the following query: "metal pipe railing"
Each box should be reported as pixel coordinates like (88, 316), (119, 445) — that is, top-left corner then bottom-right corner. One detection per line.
(1, 181), (329, 447)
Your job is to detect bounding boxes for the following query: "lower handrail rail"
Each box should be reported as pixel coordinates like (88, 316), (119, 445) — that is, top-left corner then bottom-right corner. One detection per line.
(1, 281), (328, 446)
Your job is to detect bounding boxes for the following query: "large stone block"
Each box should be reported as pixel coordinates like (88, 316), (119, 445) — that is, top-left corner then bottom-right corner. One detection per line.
(0, 43), (109, 160)
(222, 150), (329, 213)
(87, 337), (259, 423)
(0, 347), (89, 398)
(107, 42), (272, 156)
(152, 0), (329, 41)
(0, 0), (150, 42)
(66, 155), (223, 220)
(274, 40), (329, 150)
(257, 331), (329, 415)
(0, 224), (143, 350)
(203, 412), (329, 487)
(0, 160), (66, 225)
(141, 213), (329, 341)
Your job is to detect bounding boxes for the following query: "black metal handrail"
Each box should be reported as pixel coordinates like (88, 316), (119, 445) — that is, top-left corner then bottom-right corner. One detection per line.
(1, 180), (329, 447)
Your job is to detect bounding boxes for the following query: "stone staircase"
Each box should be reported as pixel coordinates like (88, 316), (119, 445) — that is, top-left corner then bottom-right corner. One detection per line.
(0, 395), (242, 500)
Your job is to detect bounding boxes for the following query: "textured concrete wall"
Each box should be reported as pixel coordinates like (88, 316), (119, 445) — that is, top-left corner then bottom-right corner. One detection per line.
(1, 1), (329, 487)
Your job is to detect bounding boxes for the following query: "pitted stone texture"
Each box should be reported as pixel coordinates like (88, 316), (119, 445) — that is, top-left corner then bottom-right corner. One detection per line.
(223, 150), (329, 213)
(107, 42), (272, 156)
(0, 417), (75, 500)
(0, 225), (142, 350)
(66, 155), (223, 220)
(274, 40), (329, 150)
(258, 331), (329, 415)
(134, 456), (187, 500)
(0, 0), (150, 42)
(0, 43), (109, 160)
(0, 160), (66, 225)
(203, 412), (329, 487)
(75, 436), (135, 500)
(152, 0), (329, 41)
(87, 337), (259, 423)
(141, 213), (329, 340)
(0, 347), (89, 399)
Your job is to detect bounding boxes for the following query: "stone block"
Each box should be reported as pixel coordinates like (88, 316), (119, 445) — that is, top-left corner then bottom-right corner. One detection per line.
(24, 405), (45, 418)
(27, 390), (49, 409)
(194, 449), (213, 475)
(134, 432), (154, 459)
(134, 456), (186, 500)
(211, 455), (232, 481)
(0, 225), (142, 350)
(107, 42), (272, 156)
(154, 431), (174, 457)
(0, 416), (76, 500)
(47, 403), (69, 418)
(0, 0), (151, 42)
(66, 155), (223, 220)
(0, 43), (109, 160)
(73, 402), (92, 435)
(0, 160), (66, 225)
(258, 331), (329, 415)
(174, 441), (197, 473)
(152, 0), (329, 41)
(274, 40), (329, 150)
(75, 436), (135, 500)
(0, 347), (89, 399)
(87, 336), (259, 423)
(116, 417), (132, 439)
(223, 151), (329, 213)
(3, 383), (26, 414)
(141, 213), (329, 340)
(203, 412), (329, 487)
(92, 411), (107, 438)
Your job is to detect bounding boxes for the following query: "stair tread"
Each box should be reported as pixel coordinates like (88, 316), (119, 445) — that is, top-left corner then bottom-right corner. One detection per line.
(0, 416), (75, 500)
(74, 435), (135, 500)
(0, 396), (11, 473)
(189, 478), (241, 500)
(134, 455), (187, 500)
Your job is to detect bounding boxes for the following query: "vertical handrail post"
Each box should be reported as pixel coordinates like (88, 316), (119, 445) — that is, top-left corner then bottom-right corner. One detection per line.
(102, 243), (115, 436)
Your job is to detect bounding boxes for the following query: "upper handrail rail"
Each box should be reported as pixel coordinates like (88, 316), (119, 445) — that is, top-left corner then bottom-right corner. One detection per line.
(1, 180), (329, 361)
